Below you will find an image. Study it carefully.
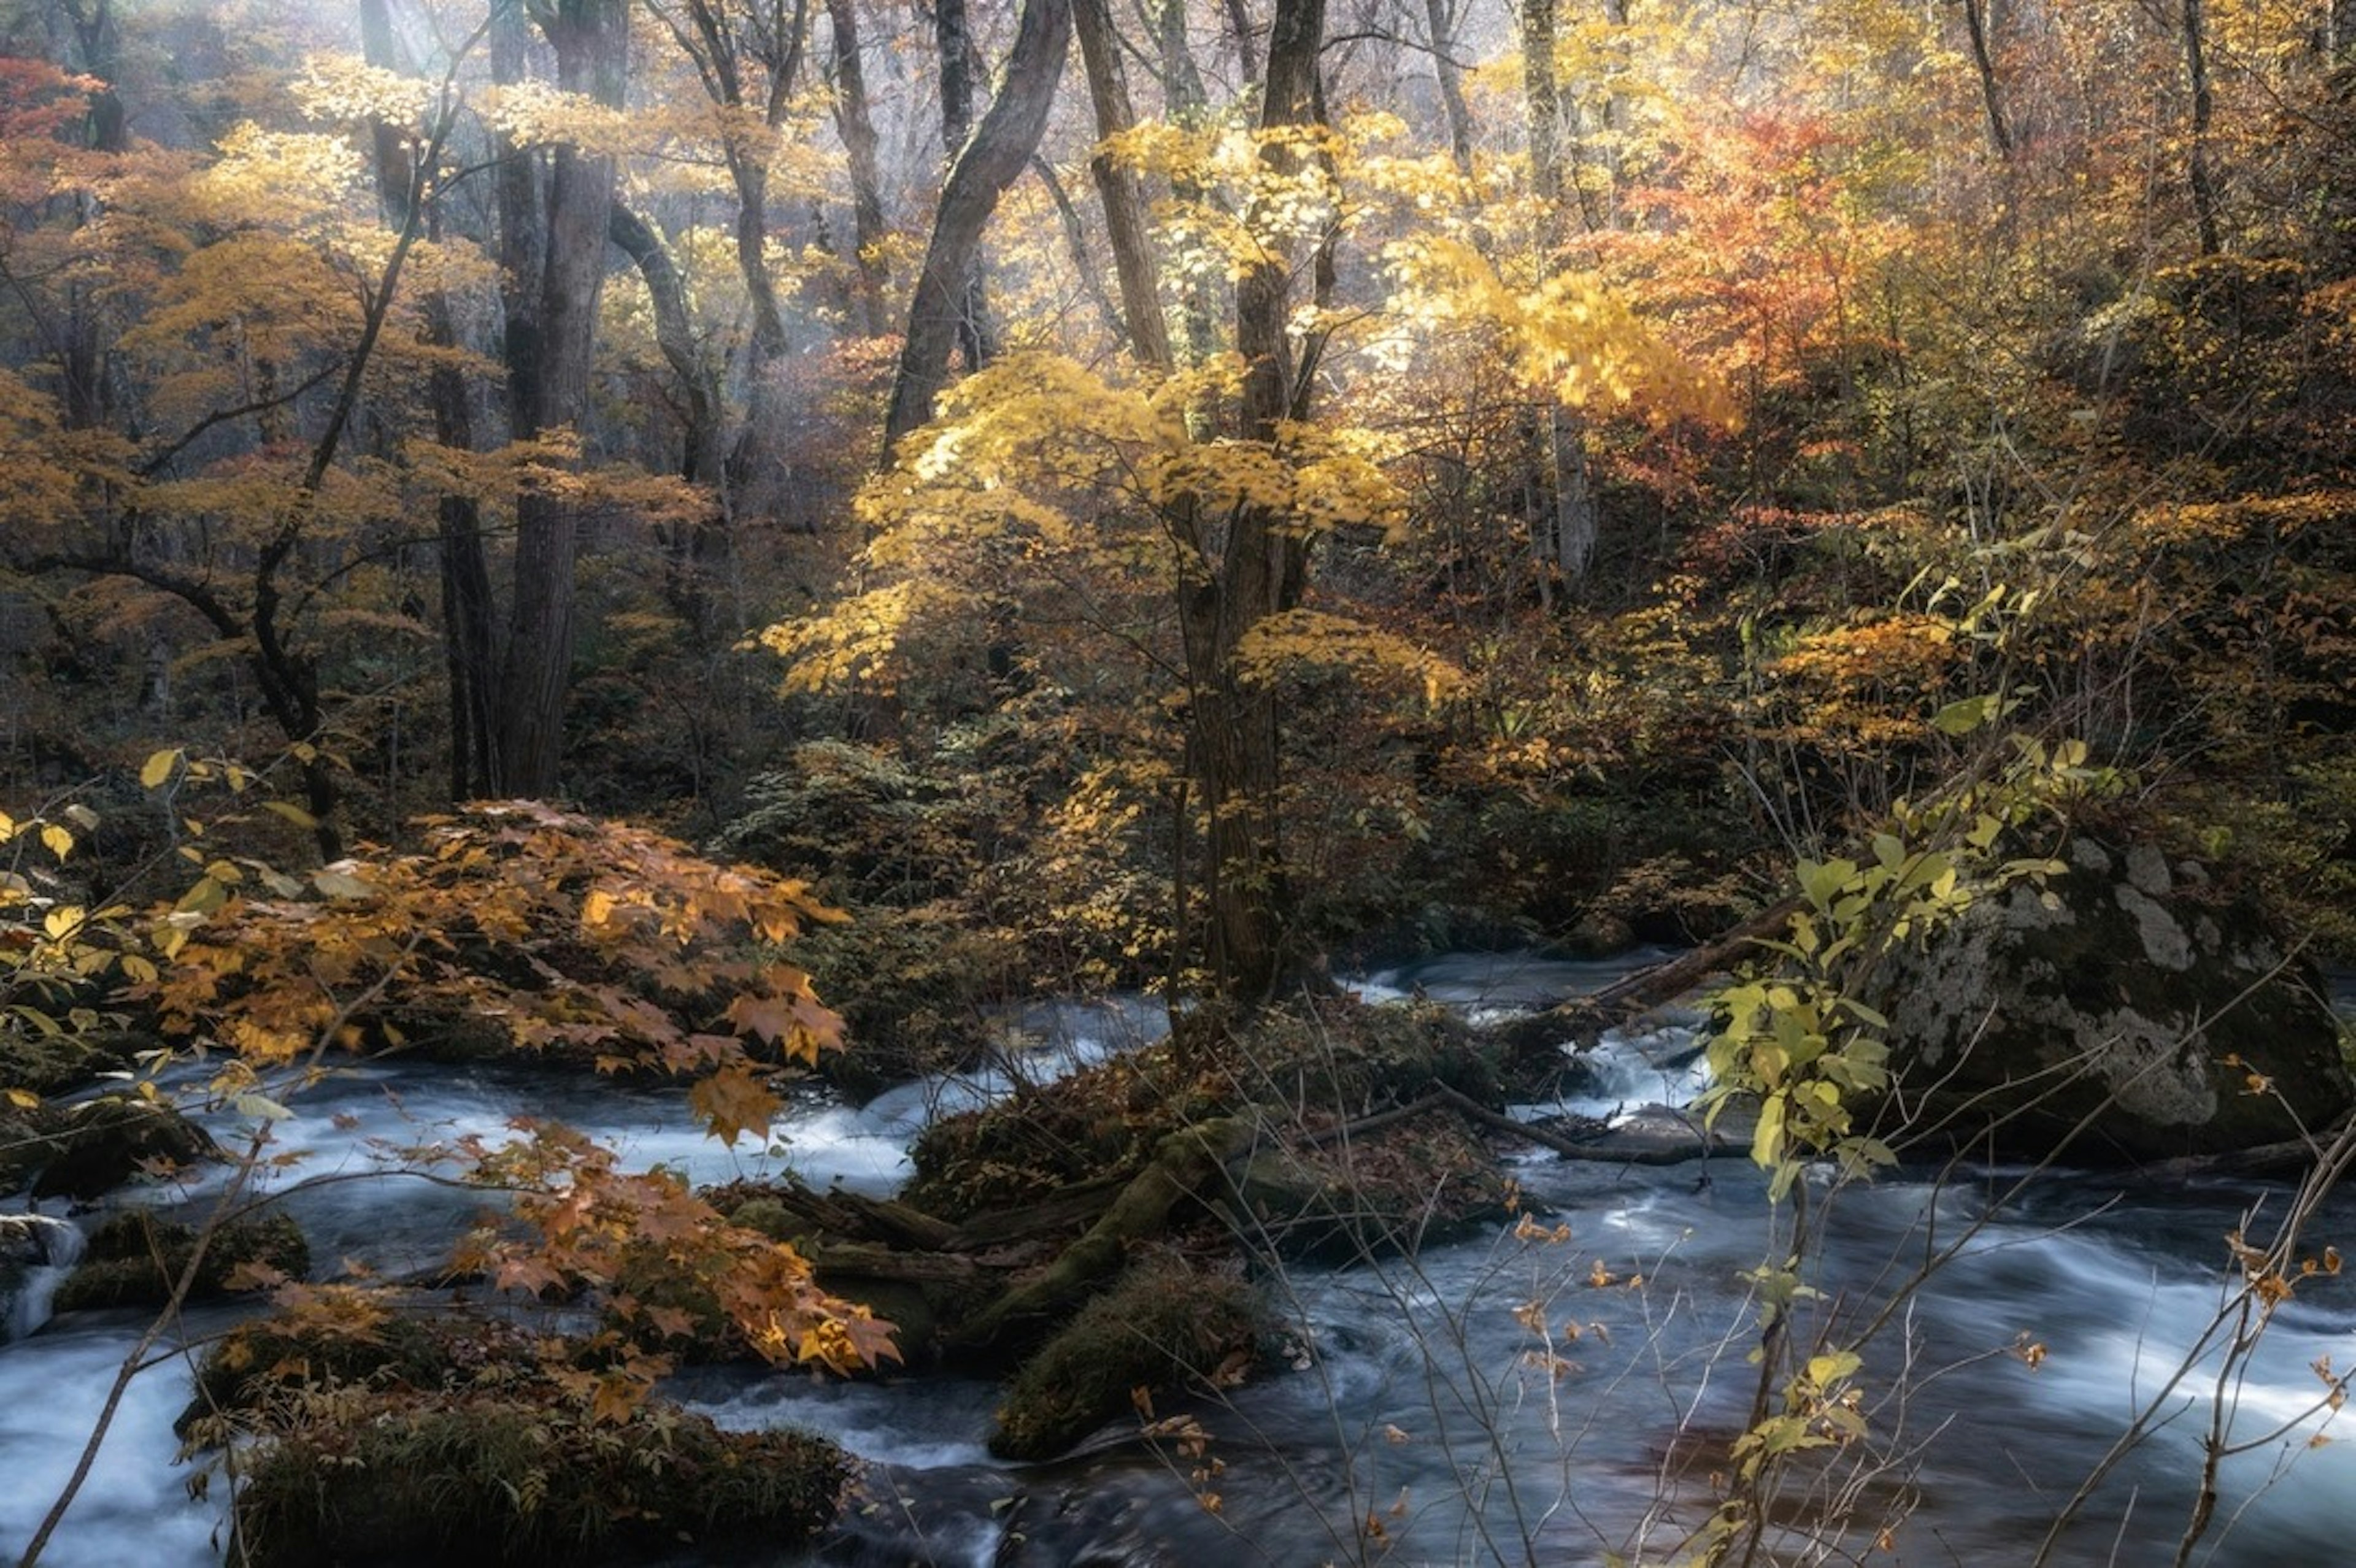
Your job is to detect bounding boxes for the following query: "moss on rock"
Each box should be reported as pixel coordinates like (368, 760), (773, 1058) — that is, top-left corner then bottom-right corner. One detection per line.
(15, 1094), (219, 1200)
(233, 1395), (847, 1568)
(990, 1253), (1261, 1461)
(52, 1207), (307, 1313)
(185, 1304), (851, 1567)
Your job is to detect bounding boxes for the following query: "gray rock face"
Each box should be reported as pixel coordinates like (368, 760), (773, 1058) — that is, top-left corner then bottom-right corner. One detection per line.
(1867, 839), (2351, 1163)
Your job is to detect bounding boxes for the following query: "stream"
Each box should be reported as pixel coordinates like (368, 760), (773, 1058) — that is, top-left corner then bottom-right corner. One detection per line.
(4, 951), (2353, 1566)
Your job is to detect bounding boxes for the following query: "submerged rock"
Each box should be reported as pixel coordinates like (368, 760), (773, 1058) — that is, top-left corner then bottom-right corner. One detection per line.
(1870, 839), (2352, 1162)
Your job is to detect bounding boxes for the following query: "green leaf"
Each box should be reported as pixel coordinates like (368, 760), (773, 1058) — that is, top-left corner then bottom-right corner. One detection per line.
(1933, 695), (1991, 736)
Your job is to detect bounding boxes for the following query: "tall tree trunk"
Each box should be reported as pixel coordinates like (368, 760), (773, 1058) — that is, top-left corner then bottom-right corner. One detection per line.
(1960, 0), (2014, 159)
(499, 0), (629, 797)
(58, 0), (125, 432)
(1422, 0), (1474, 179)
(361, 0), (498, 798)
(1513, 0), (1596, 593)
(493, 1), (547, 442)
(608, 202), (730, 623)
(826, 0), (891, 333)
(1169, 0), (1328, 1004)
(2182, 0), (2222, 255)
(883, 0), (1073, 448)
(1073, 0), (1172, 369)
(933, 0), (996, 369)
(1157, 0), (1221, 366)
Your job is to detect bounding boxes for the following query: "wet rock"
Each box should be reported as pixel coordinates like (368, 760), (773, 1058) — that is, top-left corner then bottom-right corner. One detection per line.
(26, 1094), (219, 1199)
(1869, 838), (2352, 1162)
(187, 1307), (851, 1567)
(50, 1207), (307, 1313)
(232, 1396), (846, 1568)
(1227, 1110), (1511, 1262)
(990, 1254), (1261, 1461)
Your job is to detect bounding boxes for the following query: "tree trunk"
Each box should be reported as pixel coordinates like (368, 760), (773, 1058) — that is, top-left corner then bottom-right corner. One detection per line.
(1072, 0), (1172, 369)
(607, 202), (730, 623)
(933, 0), (996, 371)
(499, 0), (629, 797)
(826, 0), (891, 333)
(882, 0), (1073, 450)
(1422, 0), (1474, 179)
(361, 0), (498, 798)
(2181, 0), (2222, 256)
(58, 0), (125, 432)
(1168, 0), (1328, 1004)
(1960, 0), (2013, 159)
(1512, 0), (1596, 596)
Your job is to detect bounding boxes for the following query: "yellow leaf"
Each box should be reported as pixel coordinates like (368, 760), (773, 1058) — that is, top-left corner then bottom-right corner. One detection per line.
(261, 799), (318, 829)
(4, 1088), (38, 1109)
(39, 823), (72, 859)
(141, 748), (182, 788)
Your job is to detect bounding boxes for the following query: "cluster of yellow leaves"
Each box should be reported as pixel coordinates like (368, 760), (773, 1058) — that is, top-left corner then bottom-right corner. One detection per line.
(772, 353), (1409, 696)
(1234, 609), (1463, 704)
(1385, 235), (1732, 425)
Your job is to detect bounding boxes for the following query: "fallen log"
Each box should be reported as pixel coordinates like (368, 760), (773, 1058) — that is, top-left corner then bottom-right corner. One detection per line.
(1482, 896), (1798, 1065)
(945, 1118), (1249, 1351)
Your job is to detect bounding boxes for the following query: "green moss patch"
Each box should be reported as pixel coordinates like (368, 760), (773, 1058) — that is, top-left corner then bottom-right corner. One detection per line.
(52, 1207), (307, 1313)
(990, 1253), (1262, 1461)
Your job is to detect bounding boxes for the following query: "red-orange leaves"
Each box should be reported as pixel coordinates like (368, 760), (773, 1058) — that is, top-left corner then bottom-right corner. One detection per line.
(147, 800), (845, 1085)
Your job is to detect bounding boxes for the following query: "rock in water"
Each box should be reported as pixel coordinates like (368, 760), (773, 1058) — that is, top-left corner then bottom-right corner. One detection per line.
(1870, 838), (2351, 1163)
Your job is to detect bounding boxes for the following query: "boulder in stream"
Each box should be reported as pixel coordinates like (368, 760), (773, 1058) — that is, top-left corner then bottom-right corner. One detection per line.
(187, 1308), (852, 1567)
(51, 1207), (307, 1313)
(1, 1093), (220, 1201)
(1869, 838), (2352, 1162)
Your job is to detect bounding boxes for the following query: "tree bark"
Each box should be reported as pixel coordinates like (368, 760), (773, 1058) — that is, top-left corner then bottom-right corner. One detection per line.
(1422, 0), (1474, 179)
(607, 203), (731, 624)
(1072, 0), (1172, 369)
(932, 0), (996, 371)
(882, 0), (1073, 450)
(2181, 0), (2222, 256)
(499, 0), (629, 797)
(1960, 0), (2013, 159)
(825, 0), (891, 333)
(1512, 0), (1596, 594)
(1166, 0), (1328, 1004)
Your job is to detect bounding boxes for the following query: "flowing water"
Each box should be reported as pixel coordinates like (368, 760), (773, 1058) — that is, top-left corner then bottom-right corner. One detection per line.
(4, 956), (2352, 1566)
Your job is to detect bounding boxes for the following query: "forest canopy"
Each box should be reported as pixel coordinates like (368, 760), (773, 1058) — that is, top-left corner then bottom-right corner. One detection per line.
(0, 0), (2347, 998)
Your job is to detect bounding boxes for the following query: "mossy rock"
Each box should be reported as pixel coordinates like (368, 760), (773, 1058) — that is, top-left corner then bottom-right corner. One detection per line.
(26, 1094), (219, 1200)
(52, 1208), (307, 1313)
(1227, 1110), (1511, 1264)
(904, 997), (1494, 1225)
(232, 1393), (848, 1568)
(990, 1253), (1262, 1461)
(1218, 997), (1503, 1116)
(0, 1028), (145, 1099)
(904, 1041), (1227, 1221)
(179, 1309), (545, 1441)
(1869, 837), (2354, 1162)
